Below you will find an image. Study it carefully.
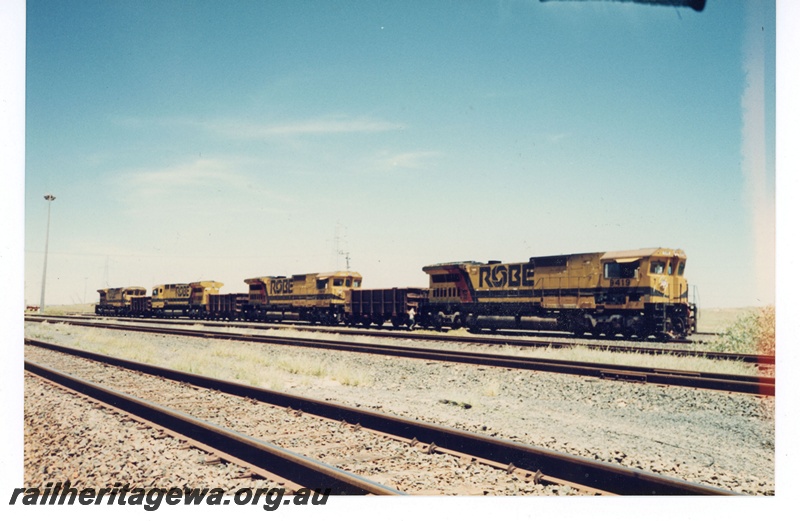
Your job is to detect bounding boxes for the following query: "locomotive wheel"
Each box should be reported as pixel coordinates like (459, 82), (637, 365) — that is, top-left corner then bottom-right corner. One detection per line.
(452, 314), (463, 330)
(572, 321), (587, 337)
(431, 312), (445, 331)
(670, 317), (687, 338)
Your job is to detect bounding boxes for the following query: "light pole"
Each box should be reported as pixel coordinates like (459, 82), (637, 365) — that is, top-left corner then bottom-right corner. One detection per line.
(39, 194), (56, 313)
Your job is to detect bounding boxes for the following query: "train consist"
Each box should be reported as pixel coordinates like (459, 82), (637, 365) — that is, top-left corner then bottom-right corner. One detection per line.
(96, 247), (697, 339)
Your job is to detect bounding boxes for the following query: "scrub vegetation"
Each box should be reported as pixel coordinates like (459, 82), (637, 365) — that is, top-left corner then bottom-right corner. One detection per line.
(707, 306), (776, 356)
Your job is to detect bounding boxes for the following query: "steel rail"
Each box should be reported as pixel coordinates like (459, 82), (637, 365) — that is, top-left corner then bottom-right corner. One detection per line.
(24, 359), (403, 496)
(317, 326), (764, 364)
(29, 315), (769, 365)
(24, 340), (737, 496)
(44, 312), (699, 342)
(26, 319), (775, 396)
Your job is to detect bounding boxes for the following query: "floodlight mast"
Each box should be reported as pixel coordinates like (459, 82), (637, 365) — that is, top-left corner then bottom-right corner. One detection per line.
(39, 194), (56, 313)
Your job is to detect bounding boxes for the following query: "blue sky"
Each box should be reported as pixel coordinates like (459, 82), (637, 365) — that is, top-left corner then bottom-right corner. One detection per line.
(21, 0), (776, 309)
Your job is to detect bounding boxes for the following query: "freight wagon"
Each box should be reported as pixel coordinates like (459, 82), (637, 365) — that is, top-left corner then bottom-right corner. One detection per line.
(347, 287), (428, 328)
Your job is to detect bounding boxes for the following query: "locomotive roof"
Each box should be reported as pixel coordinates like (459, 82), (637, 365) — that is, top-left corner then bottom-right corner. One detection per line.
(423, 247), (687, 270)
(244, 271), (362, 283)
(150, 281), (223, 288)
(600, 247), (686, 260)
(97, 286), (146, 293)
(422, 261), (481, 269)
(316, 271), (363, 279)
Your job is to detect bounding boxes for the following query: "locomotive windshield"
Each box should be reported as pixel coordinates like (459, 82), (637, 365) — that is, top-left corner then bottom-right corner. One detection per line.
(650, 260), (667, 274)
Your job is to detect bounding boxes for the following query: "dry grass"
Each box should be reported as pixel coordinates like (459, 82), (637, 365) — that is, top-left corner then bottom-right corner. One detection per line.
(26, 323), (373, 391)
(329, 362), (374, 387)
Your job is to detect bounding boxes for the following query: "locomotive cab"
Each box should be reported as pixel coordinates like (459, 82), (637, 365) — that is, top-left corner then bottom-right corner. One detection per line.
(316, 274), (362, 292)
(600, 248), (689, 305)
(600, 248), (693, 337)
(422, 262), (479, 329)
(426, 264), (471, 303)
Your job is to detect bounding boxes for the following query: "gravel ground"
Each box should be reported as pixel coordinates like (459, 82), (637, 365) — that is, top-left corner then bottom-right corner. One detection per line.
(24, 373), (281, 493)
(24, 321), (774, 495)
(25, 345), (583, 496)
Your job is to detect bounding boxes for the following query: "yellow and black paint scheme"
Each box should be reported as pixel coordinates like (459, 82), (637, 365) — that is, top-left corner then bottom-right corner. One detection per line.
(421, 247), (695, 338)
(95, 286), (147, 316)
(150, 280), (223, 318)
(243, 271), (362, 324)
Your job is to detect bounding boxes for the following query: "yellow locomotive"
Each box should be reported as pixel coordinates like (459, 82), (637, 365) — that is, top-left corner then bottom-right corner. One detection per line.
(243, 271), (362, 324)
(150, 280), (223, 317)
(95, 286), (147, 316)
(421, 247), (695, 338)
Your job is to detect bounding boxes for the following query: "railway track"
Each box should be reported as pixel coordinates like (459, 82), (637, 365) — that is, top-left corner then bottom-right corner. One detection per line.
(25, 360), (399, 495)
(52, 311), (710, 342)
(26, 318), (774, 396)
(32, 314), (766, 365)
(24, 340), (738, 495)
